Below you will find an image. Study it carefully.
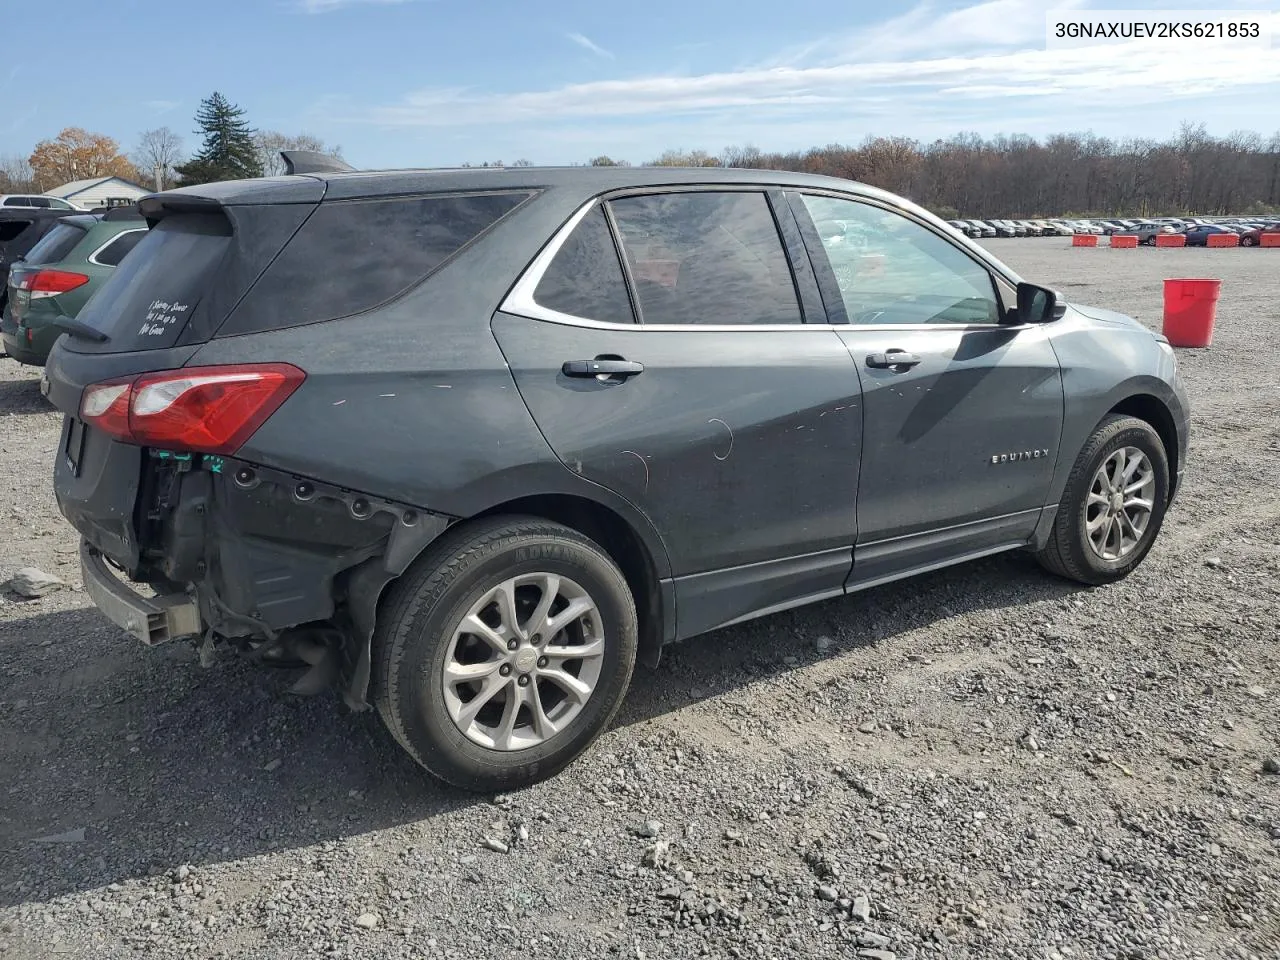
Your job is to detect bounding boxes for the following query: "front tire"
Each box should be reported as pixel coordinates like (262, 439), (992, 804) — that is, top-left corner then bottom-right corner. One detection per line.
(1036, 415), (1170, 585)
(373, 516), (638, 792)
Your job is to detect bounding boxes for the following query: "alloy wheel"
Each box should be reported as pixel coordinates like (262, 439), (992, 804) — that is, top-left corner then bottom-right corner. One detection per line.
(1085, 446), (1156, 561)
(442, 573), (605, 751)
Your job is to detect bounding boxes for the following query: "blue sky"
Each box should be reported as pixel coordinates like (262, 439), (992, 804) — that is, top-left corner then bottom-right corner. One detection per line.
(2, 0), (1278, 169)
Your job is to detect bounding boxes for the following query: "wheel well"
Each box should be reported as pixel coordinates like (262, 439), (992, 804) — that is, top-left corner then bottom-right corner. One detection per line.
(1108, 394), (1178, 495)
(474, 495), (665, 668)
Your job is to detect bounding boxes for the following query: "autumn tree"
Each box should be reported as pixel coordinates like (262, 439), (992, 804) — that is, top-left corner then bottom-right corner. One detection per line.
(174, 92), (262, 185)
(28, 128), (139, 189)
(132, 127), (184, 190)
(253, 130), (343, 177)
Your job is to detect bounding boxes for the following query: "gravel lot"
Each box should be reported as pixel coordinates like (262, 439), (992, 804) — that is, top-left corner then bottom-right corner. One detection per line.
(1, 238), (1277, 960)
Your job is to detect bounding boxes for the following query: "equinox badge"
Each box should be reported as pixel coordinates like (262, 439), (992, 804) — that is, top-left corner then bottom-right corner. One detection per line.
(991, 449), (1050, 464)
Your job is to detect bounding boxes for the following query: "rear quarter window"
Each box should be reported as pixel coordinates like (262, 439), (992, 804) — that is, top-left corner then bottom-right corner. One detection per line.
(91, 229), (146, 267)
(218, 191), (533, 337)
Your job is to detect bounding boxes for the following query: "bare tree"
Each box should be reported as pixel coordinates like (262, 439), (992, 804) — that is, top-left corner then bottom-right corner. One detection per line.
(647, 148), (721, 167)
(132, 127), (185, 190)
(254, 131), (344, 177)
(0, 153), (37, 192)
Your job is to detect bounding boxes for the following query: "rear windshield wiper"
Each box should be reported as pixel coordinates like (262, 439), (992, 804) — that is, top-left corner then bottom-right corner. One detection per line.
(50, 317), (109, 343)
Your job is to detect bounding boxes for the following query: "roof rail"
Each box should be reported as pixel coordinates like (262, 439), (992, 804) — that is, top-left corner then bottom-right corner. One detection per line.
(280, 150), (355, 176)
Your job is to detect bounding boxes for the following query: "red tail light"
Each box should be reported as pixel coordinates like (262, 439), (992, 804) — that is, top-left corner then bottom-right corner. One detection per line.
(79, 364), (305, 455)
(20, 269), (90, 299)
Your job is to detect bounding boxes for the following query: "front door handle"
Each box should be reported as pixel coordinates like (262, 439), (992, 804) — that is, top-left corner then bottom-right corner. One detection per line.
(562, 359), (645, 379)
(866, 351), (921, 370)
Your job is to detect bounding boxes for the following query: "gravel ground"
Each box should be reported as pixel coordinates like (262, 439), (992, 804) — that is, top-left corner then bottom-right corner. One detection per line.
(1, 238), (1277, 960)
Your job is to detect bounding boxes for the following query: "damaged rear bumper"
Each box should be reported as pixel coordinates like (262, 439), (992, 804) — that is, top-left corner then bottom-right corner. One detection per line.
(80, 541), (201, 645)
(60, 431), (452, 707)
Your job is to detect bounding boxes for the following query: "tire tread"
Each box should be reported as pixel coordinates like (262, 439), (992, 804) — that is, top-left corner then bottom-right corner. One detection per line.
(1037, 414), (1168, 585)
(371, 515), (635, 789)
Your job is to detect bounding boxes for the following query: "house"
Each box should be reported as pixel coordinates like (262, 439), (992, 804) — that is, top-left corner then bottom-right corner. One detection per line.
(45, 176), (150, 210)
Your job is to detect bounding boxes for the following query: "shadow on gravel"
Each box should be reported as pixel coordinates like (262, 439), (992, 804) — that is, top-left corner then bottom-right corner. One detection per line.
(619, 549), (1083, 725)
(0, 551), (1082, 907)
(0, 371), (52, 416)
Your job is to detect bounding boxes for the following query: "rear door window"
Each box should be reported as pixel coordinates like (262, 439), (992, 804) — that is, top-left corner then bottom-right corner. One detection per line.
(22, 222), (88, 264)
(532, 204), (634, 324)
(91, 229), (146, 266)
(219, 191), (533, 337)
(29, 197), (51, 208)
(608, 191), (801, 326)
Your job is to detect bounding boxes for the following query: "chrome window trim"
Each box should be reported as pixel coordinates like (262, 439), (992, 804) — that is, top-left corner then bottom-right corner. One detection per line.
(87, 228), (146, 267)
(500, 194), (1020, 334)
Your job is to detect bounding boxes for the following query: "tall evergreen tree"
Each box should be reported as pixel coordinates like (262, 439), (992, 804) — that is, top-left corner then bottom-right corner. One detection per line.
(174, 92), (262, 185)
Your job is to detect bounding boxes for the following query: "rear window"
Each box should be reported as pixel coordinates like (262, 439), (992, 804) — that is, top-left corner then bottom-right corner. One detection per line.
(22, 222), (87, 265)
(76, 214), (231, 350)
(91, 229), (146, 267)
(218, 191), (532, 337)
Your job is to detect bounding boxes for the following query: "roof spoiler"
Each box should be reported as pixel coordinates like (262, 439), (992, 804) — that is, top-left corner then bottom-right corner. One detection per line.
(281, 150), (355, 176)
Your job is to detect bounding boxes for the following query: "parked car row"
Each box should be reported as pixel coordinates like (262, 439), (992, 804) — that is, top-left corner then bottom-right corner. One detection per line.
(946, 215), (1280, 245)
(0, 205), (145, 365)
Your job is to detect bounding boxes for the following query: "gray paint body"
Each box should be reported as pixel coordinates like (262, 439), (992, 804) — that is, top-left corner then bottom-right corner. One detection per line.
(45, 166), (1190, 684)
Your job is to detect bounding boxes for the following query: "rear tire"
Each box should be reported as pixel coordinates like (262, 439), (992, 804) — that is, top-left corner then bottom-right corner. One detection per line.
(1036, 415), (1169, 585)
(373, 516), (637, 792)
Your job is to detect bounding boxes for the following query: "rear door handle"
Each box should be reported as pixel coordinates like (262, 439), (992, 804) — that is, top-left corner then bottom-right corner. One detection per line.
(865, 351), (921, 370)
(562, 359), (645, 378)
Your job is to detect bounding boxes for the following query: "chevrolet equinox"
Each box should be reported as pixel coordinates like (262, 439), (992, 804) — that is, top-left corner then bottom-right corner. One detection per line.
(44, 155), (1190, 791)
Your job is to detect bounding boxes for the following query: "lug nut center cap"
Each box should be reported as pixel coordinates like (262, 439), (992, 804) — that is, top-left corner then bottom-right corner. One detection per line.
(514, 648), (537, 673)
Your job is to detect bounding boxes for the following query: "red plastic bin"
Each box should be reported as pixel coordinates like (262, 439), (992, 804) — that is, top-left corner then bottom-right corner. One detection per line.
(1162, 278), (1221, 347)
(1072, 234), (1098, 247)
(1110, 235), (1138, 248)
(1206, 233), (1239, 248)
(1155, 234), (1186, 247)
(1261, 234), (1280, 248)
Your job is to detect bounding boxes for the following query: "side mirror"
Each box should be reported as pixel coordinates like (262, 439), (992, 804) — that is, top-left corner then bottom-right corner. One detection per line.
(1015, 282), (1062, 324)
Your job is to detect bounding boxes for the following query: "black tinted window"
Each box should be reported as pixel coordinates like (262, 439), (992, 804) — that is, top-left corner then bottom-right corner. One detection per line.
(0, 221), (31, 243)
(608, 192), (800, 326)
(22, 222), (87, 264)
(223, 191), (531, 336)
(93, 229), (146, 266)
(29, 197), (51, 208)
(534, 205), (634, 324)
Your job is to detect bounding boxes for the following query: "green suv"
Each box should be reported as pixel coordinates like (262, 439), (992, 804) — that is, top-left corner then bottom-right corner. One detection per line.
(1, 210), (146, 366)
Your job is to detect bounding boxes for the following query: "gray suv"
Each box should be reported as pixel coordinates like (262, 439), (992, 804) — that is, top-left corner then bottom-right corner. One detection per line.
(44, 161), (1190, 792)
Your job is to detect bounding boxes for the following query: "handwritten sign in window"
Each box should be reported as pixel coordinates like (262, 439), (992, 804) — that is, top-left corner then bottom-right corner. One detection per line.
(138, 300), (191, 337)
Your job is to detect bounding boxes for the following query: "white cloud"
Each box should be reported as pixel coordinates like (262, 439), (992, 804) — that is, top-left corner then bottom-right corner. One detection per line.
(359, 26), (1280, 130)
(297, 0), (418, 13)
(567, 32), (614, 60)
(337, 0), (1280, 162)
